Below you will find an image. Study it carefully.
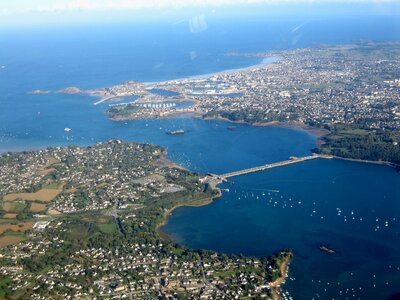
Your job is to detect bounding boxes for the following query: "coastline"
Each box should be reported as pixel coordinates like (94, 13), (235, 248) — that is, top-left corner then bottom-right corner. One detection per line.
(112, 110), (399, 170)
(144, 56), (278, 86)
(328, 155), (399, 169)
(184, 115), (400, 169)
(155, 188), (291, 300)
(108, 110), (204, 122)
(156, 149), (223, 241)
(42, 57), (277, 105)
(109, 110), (329, 141)
(155, 151), (293, 300)
(200, 115), (330, 139)
(157, 150), (189, 171)
(156, 189), (222, 241)
(269, 253), (293, 300)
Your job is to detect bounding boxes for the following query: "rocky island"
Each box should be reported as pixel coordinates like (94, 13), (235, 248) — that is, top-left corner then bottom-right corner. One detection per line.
(166, 129), (186, 136)
(319, 245), (336, 254)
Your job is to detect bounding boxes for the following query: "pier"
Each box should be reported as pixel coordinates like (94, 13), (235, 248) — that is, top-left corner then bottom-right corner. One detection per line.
(94, 95), (122, 106)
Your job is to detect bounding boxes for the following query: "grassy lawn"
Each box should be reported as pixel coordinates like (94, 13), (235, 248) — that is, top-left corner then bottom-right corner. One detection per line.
(2, 231), (25, 238)
(338, 129), (370, 136)
(11, 202), (27, 213)
(1, 202), (27, 213)
(66, 224), (90, 241)
(0, 219), (19, 224)
(98, 223), (118, 234)
(329, 129), (370, 140)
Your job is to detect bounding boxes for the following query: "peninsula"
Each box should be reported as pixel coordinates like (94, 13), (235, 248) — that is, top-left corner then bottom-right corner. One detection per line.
(0, 140), (292, 299)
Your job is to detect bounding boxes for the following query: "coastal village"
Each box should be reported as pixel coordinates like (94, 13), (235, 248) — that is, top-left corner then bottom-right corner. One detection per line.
(89, 42), (400, 164)
(0, 140), (292, 299)
(46, 42), (400, 164)
(83, 42), (400, 133)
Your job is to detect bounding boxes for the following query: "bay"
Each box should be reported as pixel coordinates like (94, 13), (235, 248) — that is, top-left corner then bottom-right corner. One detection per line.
(163, 158), (400, 299)
(1, 15), (400, 300)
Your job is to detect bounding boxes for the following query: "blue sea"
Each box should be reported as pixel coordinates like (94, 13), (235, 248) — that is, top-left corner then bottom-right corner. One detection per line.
(1, 15), (400, 299)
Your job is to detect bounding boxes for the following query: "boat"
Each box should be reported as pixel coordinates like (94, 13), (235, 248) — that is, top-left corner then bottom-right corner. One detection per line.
(166, 130), (185, 135)
(64, 127), (72, 132)
(227, 126), (237, 131)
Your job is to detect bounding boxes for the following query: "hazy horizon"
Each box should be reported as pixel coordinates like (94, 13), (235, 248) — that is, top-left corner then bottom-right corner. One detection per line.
(0, 1), (399, 28)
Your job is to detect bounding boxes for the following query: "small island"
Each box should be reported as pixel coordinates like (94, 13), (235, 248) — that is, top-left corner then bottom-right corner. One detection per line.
(319, 245), (336, 254)
(166, 129), (186, 135)
(57, 86), (82, 94)
(28, 90), (50, 95)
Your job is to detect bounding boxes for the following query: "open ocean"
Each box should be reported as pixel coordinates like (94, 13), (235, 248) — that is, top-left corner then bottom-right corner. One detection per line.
(1, 15), (400, 299)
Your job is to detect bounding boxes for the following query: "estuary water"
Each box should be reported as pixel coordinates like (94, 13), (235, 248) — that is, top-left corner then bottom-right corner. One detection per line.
(163, 158), (400, 300)
(1, 15), (400, 300)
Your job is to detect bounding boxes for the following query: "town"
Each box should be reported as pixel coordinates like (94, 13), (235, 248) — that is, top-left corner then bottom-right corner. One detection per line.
(0, 140), (292, 299)
(82, 42), (400, 132)
(83, 42), (400, 164)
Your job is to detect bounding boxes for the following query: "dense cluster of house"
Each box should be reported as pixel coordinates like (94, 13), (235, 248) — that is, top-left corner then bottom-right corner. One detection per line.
(1, 239), (284, 299)
(109, 43), (400, 131)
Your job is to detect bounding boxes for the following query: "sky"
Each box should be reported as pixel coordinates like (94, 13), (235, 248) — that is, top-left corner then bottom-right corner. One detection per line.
(1, 0), (398, 13)
(0, 0), (399, 28)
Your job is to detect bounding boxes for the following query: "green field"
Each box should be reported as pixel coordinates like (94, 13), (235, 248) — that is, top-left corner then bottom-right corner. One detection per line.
(1, 202), (27, 213)
(98, 223), (118, 234)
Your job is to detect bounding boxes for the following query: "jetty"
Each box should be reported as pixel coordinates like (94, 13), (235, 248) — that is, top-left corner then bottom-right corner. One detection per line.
(94, 95), (121, 106)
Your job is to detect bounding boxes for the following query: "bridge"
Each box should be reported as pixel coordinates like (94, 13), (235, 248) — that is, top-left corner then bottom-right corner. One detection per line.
(215, 154), (331, 180)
